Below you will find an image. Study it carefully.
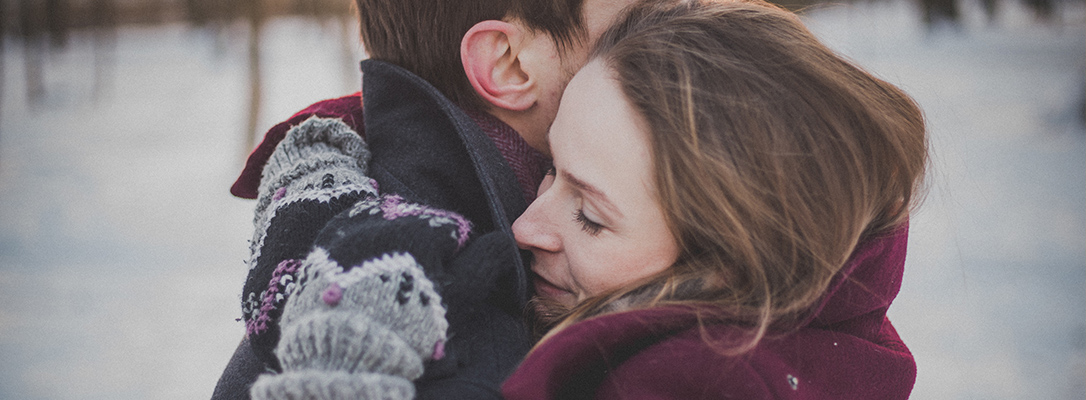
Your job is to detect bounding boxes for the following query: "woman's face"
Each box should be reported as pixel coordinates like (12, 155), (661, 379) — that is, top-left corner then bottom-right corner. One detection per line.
(512, 60), (680, 310)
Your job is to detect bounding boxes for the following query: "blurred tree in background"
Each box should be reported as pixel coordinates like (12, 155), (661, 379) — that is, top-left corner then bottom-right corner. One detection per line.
(0, 0), (1078, 134)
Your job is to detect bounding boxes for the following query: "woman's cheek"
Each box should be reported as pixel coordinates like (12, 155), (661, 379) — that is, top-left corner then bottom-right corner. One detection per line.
(571, 249), (615, 299)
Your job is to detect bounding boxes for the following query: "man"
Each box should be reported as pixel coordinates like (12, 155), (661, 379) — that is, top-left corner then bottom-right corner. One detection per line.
(212, 0), (640, 398)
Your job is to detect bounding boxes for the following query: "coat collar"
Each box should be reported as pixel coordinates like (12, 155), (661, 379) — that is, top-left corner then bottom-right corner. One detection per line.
(359, 59), (529, 304)
(503, 224), (913, 399)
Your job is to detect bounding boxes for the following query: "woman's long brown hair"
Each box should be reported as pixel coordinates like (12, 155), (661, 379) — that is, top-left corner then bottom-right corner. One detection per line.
(534, 0), (928, 355)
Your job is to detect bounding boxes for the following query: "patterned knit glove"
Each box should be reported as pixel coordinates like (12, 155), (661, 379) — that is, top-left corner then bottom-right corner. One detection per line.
(248, 195), (473, 399)
(252, 116), (372, 227)
(318, 195), (531, 399)
(242, 117), (378, 368)
(249, 252), (447, 400)
(314, 194), (472, 278)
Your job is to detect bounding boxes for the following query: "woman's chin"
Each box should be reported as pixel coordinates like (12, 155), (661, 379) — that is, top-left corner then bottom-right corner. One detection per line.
(532, 275), (578, 306)
(527, 294), (574, 333)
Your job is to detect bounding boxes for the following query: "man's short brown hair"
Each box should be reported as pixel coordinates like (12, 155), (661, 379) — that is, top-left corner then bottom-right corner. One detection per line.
(355, 0), (588, 110)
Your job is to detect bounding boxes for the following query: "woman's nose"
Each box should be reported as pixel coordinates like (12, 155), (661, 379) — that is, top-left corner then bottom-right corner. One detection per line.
(512, 195), (561, 253)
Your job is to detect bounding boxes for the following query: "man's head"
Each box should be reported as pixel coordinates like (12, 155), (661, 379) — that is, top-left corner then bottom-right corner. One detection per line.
(355, 0), (640, 156)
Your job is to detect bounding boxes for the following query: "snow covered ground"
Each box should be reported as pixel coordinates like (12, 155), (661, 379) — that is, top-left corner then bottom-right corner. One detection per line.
(0, 1), (1082, 399)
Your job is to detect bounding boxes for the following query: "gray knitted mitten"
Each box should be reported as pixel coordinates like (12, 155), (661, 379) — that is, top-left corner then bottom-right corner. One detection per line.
(249, 250), (448, 400)
(242, 117), (379, 368)
(249, 370), (413, 400)
(250, 116), (374, 250)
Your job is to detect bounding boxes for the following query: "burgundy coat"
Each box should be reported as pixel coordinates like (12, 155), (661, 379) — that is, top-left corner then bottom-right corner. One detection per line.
(502, 225), (915, 399)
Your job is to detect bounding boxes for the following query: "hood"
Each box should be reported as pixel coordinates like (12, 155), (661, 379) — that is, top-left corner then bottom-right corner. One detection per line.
(503, 224), (914, 400)
(805, 223), (910, 329)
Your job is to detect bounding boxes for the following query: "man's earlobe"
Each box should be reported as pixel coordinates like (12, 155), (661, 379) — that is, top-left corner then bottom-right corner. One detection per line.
(461, 21), (537, 111)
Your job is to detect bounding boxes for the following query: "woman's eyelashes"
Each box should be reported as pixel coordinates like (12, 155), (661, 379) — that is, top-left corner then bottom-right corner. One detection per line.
(547, 166), (605, 236)
(574, 209), (604, 236)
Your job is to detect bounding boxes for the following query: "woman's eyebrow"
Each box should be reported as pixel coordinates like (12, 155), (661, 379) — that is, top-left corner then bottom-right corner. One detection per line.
(562, 171), (624, 220)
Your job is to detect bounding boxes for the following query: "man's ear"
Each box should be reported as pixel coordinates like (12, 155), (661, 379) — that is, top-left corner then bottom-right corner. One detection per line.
(461, 20), (537, 111)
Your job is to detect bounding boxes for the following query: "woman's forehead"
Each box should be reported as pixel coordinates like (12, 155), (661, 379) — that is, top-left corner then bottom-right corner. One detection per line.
(549, 60), (656, 209)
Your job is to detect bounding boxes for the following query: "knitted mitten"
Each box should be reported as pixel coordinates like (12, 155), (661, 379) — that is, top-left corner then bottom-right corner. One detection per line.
(253, 116), (372, 227)
(249, 251), (447, 400)
(315, 194), (472, 279)
(247, 194), (472, 367)
(241, 117), (378, 369)
(316, 196), (533, 399)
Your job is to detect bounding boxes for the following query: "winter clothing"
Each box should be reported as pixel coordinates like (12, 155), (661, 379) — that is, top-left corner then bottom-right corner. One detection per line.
(250, 187), (474, 396)
(229, 98), (548, 208)
(250, 251), (447, 400)
(242, 117), (380, 368)
(251, 176), (520, 400)
(502, 225), (916, 400)
(355, 60), (534, 400)
(231, 95), (368, 201)
(213, 60), (537, 400)
(465, 110), (550, 205)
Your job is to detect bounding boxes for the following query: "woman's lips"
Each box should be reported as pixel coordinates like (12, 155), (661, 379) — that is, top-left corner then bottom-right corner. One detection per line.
(532, 272), (573, 299)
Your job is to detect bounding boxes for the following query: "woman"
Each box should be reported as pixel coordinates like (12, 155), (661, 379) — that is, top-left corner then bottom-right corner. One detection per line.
(504, 0), (927, 398)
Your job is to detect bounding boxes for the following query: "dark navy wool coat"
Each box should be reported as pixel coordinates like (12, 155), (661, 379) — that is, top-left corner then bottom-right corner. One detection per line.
(215, 60), (534, 400)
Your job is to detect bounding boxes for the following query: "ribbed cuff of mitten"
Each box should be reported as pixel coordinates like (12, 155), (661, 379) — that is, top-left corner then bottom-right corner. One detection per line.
(276, 310), (425, 379)
(250, 370), (414, 400)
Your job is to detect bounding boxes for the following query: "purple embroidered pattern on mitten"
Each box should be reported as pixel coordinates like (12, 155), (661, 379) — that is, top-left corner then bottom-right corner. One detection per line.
(378, 195), (473, 249)
(247, 259), (304, 337)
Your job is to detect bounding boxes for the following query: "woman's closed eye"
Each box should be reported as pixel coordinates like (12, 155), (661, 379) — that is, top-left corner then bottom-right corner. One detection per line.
(574, 209), (604, 236)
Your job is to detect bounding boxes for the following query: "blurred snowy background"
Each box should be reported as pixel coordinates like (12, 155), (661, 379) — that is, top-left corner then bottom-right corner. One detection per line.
(0, 0), (1082, 399)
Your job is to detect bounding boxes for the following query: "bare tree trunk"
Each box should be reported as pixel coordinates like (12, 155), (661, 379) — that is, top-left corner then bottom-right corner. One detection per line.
(91, 0), (116, 102)
(44, 0), (68, 48)
(20, 1), (45, 108)
(244, 0), (264, 161)
(1, 0), (7, 131)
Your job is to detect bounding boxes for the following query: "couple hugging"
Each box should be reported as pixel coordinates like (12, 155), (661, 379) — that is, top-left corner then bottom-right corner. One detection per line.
(213, 0), (927, 398)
